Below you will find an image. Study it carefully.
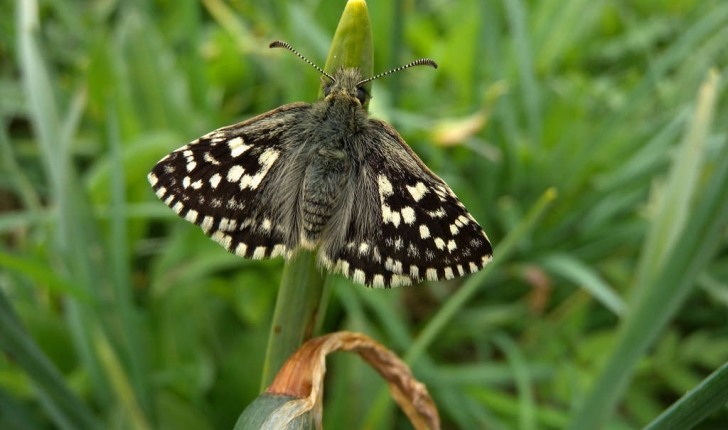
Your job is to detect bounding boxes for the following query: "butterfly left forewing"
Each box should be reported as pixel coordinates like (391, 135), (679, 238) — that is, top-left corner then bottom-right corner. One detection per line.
(148, 102), (310, 259)
(321, 120), (493, 288)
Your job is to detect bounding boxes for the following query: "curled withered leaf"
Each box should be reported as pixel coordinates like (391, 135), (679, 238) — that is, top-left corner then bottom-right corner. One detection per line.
(431, 81), (507, 148)
(432, 108), (490, 147)
(238, 331), (440, 430)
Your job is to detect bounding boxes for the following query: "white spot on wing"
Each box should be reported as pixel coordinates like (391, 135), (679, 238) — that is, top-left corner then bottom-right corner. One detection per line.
(245, 148), (279, 190)
(434, 237), (445, 250)
(401, 207), (416, 224)
(182, 176), (191, 188)
(201, 216), (214, 232)
(155, 187), (167, 199)
(204, 152), (221, 165)
(391, 274), (412, 287)
(186, 161), (196, 172)
(253, 246), (267, 259)
(228, 137), (252, 157)
(450, 224), (460, 235)
(209, 173), (222, 189)
(419, 225), (431, 239)
(337, 260), (350, 277)
(172, 202), (184, 214)
(381, 205), (401, 227)
(447, 240), (457, 252)
(353, 269), (366, 285)
(469, 262), (478, 273)
(219, 217), (237, 231)
(410, 265), (420, 279)
(235, 243), (248, 257)
(426, 268), (438, 281)
(428, 208), (446, 218)
(358, 242), (370, 255)
(407, 182), (428, 202)
(191, 180), (203, 189)
(185, 210), (198, 223)
(377, 175), (394, 197)
(393, 260), (402, 273)
(148, 173), (158, 186)
(228, 165), (244, 182)
(372, 274), (385, 288)
(211, 231), (232, 250)
(444, 267), (455, 279)
(271, 244), (287, 258)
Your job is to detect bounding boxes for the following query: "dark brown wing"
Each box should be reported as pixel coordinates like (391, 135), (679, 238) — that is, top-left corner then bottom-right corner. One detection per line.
(148, 102), (311, 260)
(320, 119), (492, 288)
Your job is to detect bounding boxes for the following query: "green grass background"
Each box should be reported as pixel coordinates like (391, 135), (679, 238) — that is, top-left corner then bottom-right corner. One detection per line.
(2, 0), (728, 429)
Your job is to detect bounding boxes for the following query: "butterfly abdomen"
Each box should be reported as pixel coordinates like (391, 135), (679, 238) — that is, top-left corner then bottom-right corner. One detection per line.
(300, 143), (353, 246)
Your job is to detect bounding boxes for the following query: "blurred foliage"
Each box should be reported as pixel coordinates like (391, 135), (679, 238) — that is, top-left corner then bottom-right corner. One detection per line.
(1, 0), (727, 429)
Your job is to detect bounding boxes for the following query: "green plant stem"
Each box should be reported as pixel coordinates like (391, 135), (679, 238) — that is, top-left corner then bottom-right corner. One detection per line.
(260, 250), (326, 389)
(258, 0), (373, 391)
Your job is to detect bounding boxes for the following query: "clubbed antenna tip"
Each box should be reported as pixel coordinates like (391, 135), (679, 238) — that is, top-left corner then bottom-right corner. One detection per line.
(357, 58), (438, 86)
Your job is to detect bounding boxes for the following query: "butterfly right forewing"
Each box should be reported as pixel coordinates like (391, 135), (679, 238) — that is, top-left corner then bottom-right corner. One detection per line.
(320, 119), (492, 288)
(148, 102), (311, 260)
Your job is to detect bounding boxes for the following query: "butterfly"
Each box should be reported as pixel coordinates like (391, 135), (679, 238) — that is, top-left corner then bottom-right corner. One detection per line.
(148, 41), (492, 288)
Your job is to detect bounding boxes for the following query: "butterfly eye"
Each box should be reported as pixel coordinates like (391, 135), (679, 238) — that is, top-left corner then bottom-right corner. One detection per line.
(356, 87), (368, 105)
(324, 83), (333, 97)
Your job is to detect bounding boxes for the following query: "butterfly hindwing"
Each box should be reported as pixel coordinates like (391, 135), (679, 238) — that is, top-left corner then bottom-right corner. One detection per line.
(148, 102), (311, 260)
(320, 120), (493, 288)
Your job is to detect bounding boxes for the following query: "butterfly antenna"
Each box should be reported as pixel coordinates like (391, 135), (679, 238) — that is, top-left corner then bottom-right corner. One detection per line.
(269, 40), (336, 82)
(357, 58), (437, 86)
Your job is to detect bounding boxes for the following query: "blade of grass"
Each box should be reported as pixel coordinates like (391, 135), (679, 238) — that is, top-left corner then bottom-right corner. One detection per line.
(0, 387), (45, 430)
(0, 290), (101, 430)
(18, 0), (112, 407)
(492, 333), (536, 430)
(107, 101), (152, 416)
(0, 203), (173, 233)
(642, 360), (728, 430)
(94, 328), (152, 430)
(0, 122), (41, 212)
(503, 0), (542, 146)
(0, 251), (94, 303)
(567, 70), (726, 430)
(540, 253), (626, 317)
(632, 68), (717, 300)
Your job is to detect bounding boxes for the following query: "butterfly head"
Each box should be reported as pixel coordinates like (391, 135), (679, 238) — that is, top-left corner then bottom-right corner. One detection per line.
(323, 67), (369, 106)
